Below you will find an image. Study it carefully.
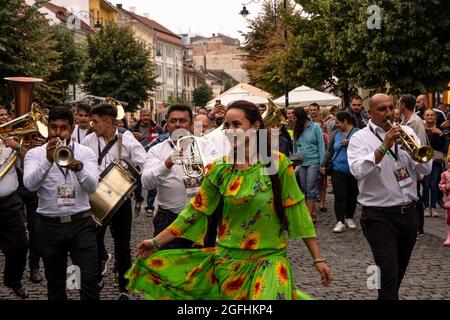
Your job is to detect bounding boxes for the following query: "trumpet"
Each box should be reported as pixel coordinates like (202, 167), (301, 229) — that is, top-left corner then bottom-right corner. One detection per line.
(386, 120), (433, 163)
(53, 138), (74, 167)
(176, 135), (206, 178)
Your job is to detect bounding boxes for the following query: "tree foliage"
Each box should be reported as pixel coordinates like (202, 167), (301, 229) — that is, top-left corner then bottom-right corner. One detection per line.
(83, 23), (158, 112)
(192, 84), (213, 107)
(0, 0), (63, 108)
(242, 0), (450, 106)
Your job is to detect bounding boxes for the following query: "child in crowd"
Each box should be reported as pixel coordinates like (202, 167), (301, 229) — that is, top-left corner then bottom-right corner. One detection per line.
(438, 156), (450, 246)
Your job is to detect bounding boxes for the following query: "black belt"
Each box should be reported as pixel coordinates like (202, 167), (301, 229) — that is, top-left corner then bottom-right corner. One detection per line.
(37, 211), (91, 224)
(362, 201), (416, 215)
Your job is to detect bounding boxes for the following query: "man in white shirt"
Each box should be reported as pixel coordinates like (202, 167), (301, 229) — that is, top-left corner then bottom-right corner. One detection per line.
(400, 94), (429, 237)
(23, 106), (99, 300)
(71, 104), (91, 143)
(142, 104), (199, 249)
(348, 93), (432, 300)
(0, 133), (29, 299)
(83, 103), (147, 300)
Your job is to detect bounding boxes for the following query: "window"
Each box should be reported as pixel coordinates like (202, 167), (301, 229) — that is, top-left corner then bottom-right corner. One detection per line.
(155, 43), (163, 57)
(156, 64), (162, 78)
(156, 90), (163, 102)
(167, 67), (173, 79)
(167, 47), (174, 58)
(187, 76), (190, 87)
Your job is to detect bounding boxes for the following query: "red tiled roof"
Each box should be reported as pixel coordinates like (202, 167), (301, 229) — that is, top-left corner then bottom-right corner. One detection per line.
(43, 2), (94, 32)
(120, 9), (183, 47)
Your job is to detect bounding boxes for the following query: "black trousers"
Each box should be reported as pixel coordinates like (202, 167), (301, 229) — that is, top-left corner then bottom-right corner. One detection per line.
(416, 183), (424, 234)
(330, 171), (358, 223)
(360, 205), (418, 300)
(0, 192), (28, 288)
(17, 178), (41, 270)
(153, 208), (194, 249)
(97, 198), (132, 293)
(36, 214), (99, 300)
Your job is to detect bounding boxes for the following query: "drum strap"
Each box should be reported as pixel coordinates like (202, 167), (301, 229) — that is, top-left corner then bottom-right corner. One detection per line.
(98, 135), (118, 166)
(118, 132), (123, 161)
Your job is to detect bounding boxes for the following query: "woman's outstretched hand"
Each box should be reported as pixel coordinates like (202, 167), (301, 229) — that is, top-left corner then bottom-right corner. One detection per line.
(315, 262), (332, 287)
(136, 239), (158, 259)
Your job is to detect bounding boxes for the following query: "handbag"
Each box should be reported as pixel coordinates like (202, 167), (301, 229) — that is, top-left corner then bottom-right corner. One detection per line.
(324, 128), (354, 175)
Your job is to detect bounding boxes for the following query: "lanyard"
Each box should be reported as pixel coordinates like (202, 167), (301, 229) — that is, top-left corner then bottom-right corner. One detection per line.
(77, 127), (81, 143)
(56, 142), (74, 183)
(369, 124), (398, 161)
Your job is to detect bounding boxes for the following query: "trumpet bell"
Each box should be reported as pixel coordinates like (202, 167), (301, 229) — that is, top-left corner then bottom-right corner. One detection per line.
(53, 144), (74, 167)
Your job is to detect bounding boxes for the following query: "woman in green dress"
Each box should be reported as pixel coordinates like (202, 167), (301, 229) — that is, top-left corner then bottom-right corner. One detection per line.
(126, 100), (332, 300)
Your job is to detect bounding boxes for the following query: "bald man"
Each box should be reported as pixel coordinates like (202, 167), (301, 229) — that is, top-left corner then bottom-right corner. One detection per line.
(193, 114), (211, 135)
(415, 94), (447, 128)
(348, 93), (432, 300)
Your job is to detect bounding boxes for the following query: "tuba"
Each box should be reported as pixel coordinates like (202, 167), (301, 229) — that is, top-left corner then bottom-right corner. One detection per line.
(0, 77), (48, 180)
(103, 97), (125, 120)
(386, 120), (433, 163)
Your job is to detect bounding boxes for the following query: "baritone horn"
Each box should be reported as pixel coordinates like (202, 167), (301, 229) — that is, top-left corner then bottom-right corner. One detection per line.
(53, 138), (74, 167)
(176, 135), (206, 178)
(386, 120), (433, 163)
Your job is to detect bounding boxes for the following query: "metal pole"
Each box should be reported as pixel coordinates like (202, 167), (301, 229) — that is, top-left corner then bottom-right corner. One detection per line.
(283, 0), (289, 107)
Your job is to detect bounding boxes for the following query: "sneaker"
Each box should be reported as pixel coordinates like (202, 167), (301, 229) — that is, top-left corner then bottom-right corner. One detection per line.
(30, 269), (43, 283)
(424, 208), (431, 217)
(319, 207), (328, 212)
(345, 219), (357, 229)
(101, 253), (112, 276)
(118, 292), (130, 300)
(333, 221), (346, 233)
(416, 232), (425, 238)
(431, 208), (439, 217)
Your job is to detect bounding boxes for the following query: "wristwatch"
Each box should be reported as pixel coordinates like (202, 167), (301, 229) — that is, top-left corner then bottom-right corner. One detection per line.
(74, 161), (84, 172)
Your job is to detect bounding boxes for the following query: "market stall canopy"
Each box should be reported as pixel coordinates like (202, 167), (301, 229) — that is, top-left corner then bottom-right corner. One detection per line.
(274, 85), (341, 107)
(206, 83), (272, 108)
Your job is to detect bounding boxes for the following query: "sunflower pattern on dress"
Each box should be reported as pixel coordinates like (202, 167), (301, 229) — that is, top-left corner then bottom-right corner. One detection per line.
(126, 152), (316, 300)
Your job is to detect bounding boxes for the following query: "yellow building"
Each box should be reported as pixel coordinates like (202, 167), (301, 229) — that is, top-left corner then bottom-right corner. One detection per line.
(89, 0), (118, 29)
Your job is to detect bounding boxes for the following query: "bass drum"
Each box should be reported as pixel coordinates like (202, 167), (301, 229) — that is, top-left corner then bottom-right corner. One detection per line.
(90, 160), (140, 226)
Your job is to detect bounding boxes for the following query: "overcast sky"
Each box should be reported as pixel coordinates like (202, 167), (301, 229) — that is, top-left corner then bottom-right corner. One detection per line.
(111, 0), (263, 42)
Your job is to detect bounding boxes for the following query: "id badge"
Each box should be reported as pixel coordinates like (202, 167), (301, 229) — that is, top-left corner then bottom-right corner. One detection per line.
(183, 176), (203, 199)
(57, 184), (76, 206)
(394, 162), (413, 189)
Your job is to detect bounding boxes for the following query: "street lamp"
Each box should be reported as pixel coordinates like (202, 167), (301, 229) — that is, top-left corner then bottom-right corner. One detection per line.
(240, 0), (289, 107)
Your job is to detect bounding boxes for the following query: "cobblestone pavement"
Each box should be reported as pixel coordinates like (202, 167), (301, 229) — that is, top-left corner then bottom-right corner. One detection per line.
(1, 192), (449, 300)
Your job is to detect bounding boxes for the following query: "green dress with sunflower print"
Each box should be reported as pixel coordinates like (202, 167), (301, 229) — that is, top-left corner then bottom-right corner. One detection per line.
(125, 152), (316, 300)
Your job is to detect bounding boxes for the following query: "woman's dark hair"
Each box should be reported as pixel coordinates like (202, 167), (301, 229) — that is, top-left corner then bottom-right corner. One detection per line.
(335, 111), (355, 126)
(280, 125), (293, 153)
(293, 107), (309, 140)
(48, 106), (74, 126)
(117, 117), (129, 129)
(226, 100), (286, 230)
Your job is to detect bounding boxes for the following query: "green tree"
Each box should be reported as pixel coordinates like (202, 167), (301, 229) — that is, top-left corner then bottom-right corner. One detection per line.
(192, 84), (213, 107)
(83, 23), (158, 112)
(46, 25), (86, 105)
(0, 0), (62, 108)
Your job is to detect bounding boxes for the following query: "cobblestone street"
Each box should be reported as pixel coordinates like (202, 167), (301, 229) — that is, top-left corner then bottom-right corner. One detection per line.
(1, 193), (449, 300)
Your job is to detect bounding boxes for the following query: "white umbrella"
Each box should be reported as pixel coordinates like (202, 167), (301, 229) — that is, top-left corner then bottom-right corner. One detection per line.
(274, 85), (341, 106)
(206, 83), (272, 108)
(219, 93), (268, 106)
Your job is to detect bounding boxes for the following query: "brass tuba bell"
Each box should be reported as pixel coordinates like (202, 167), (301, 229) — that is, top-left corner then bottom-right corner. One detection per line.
(261, 98), (288, 128)
(104, 97), (125, 120)
(0, 77), (48, 180)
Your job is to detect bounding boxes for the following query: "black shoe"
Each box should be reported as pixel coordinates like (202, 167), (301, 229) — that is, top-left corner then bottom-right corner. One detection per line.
(30, 269), (43, 283)
(319, 207), (328, 212)
(10, 285), (29, 299)
(118, 292), (130, 300)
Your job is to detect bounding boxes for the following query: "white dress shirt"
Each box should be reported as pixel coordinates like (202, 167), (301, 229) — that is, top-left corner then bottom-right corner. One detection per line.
(71, 125), (89, 144)
(142, 139), (191, 214)
(23, 142), (99, 217)
(0, 142), (19, 197)
(82, 128), (147, 172)
(348, 120), (432, 207)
